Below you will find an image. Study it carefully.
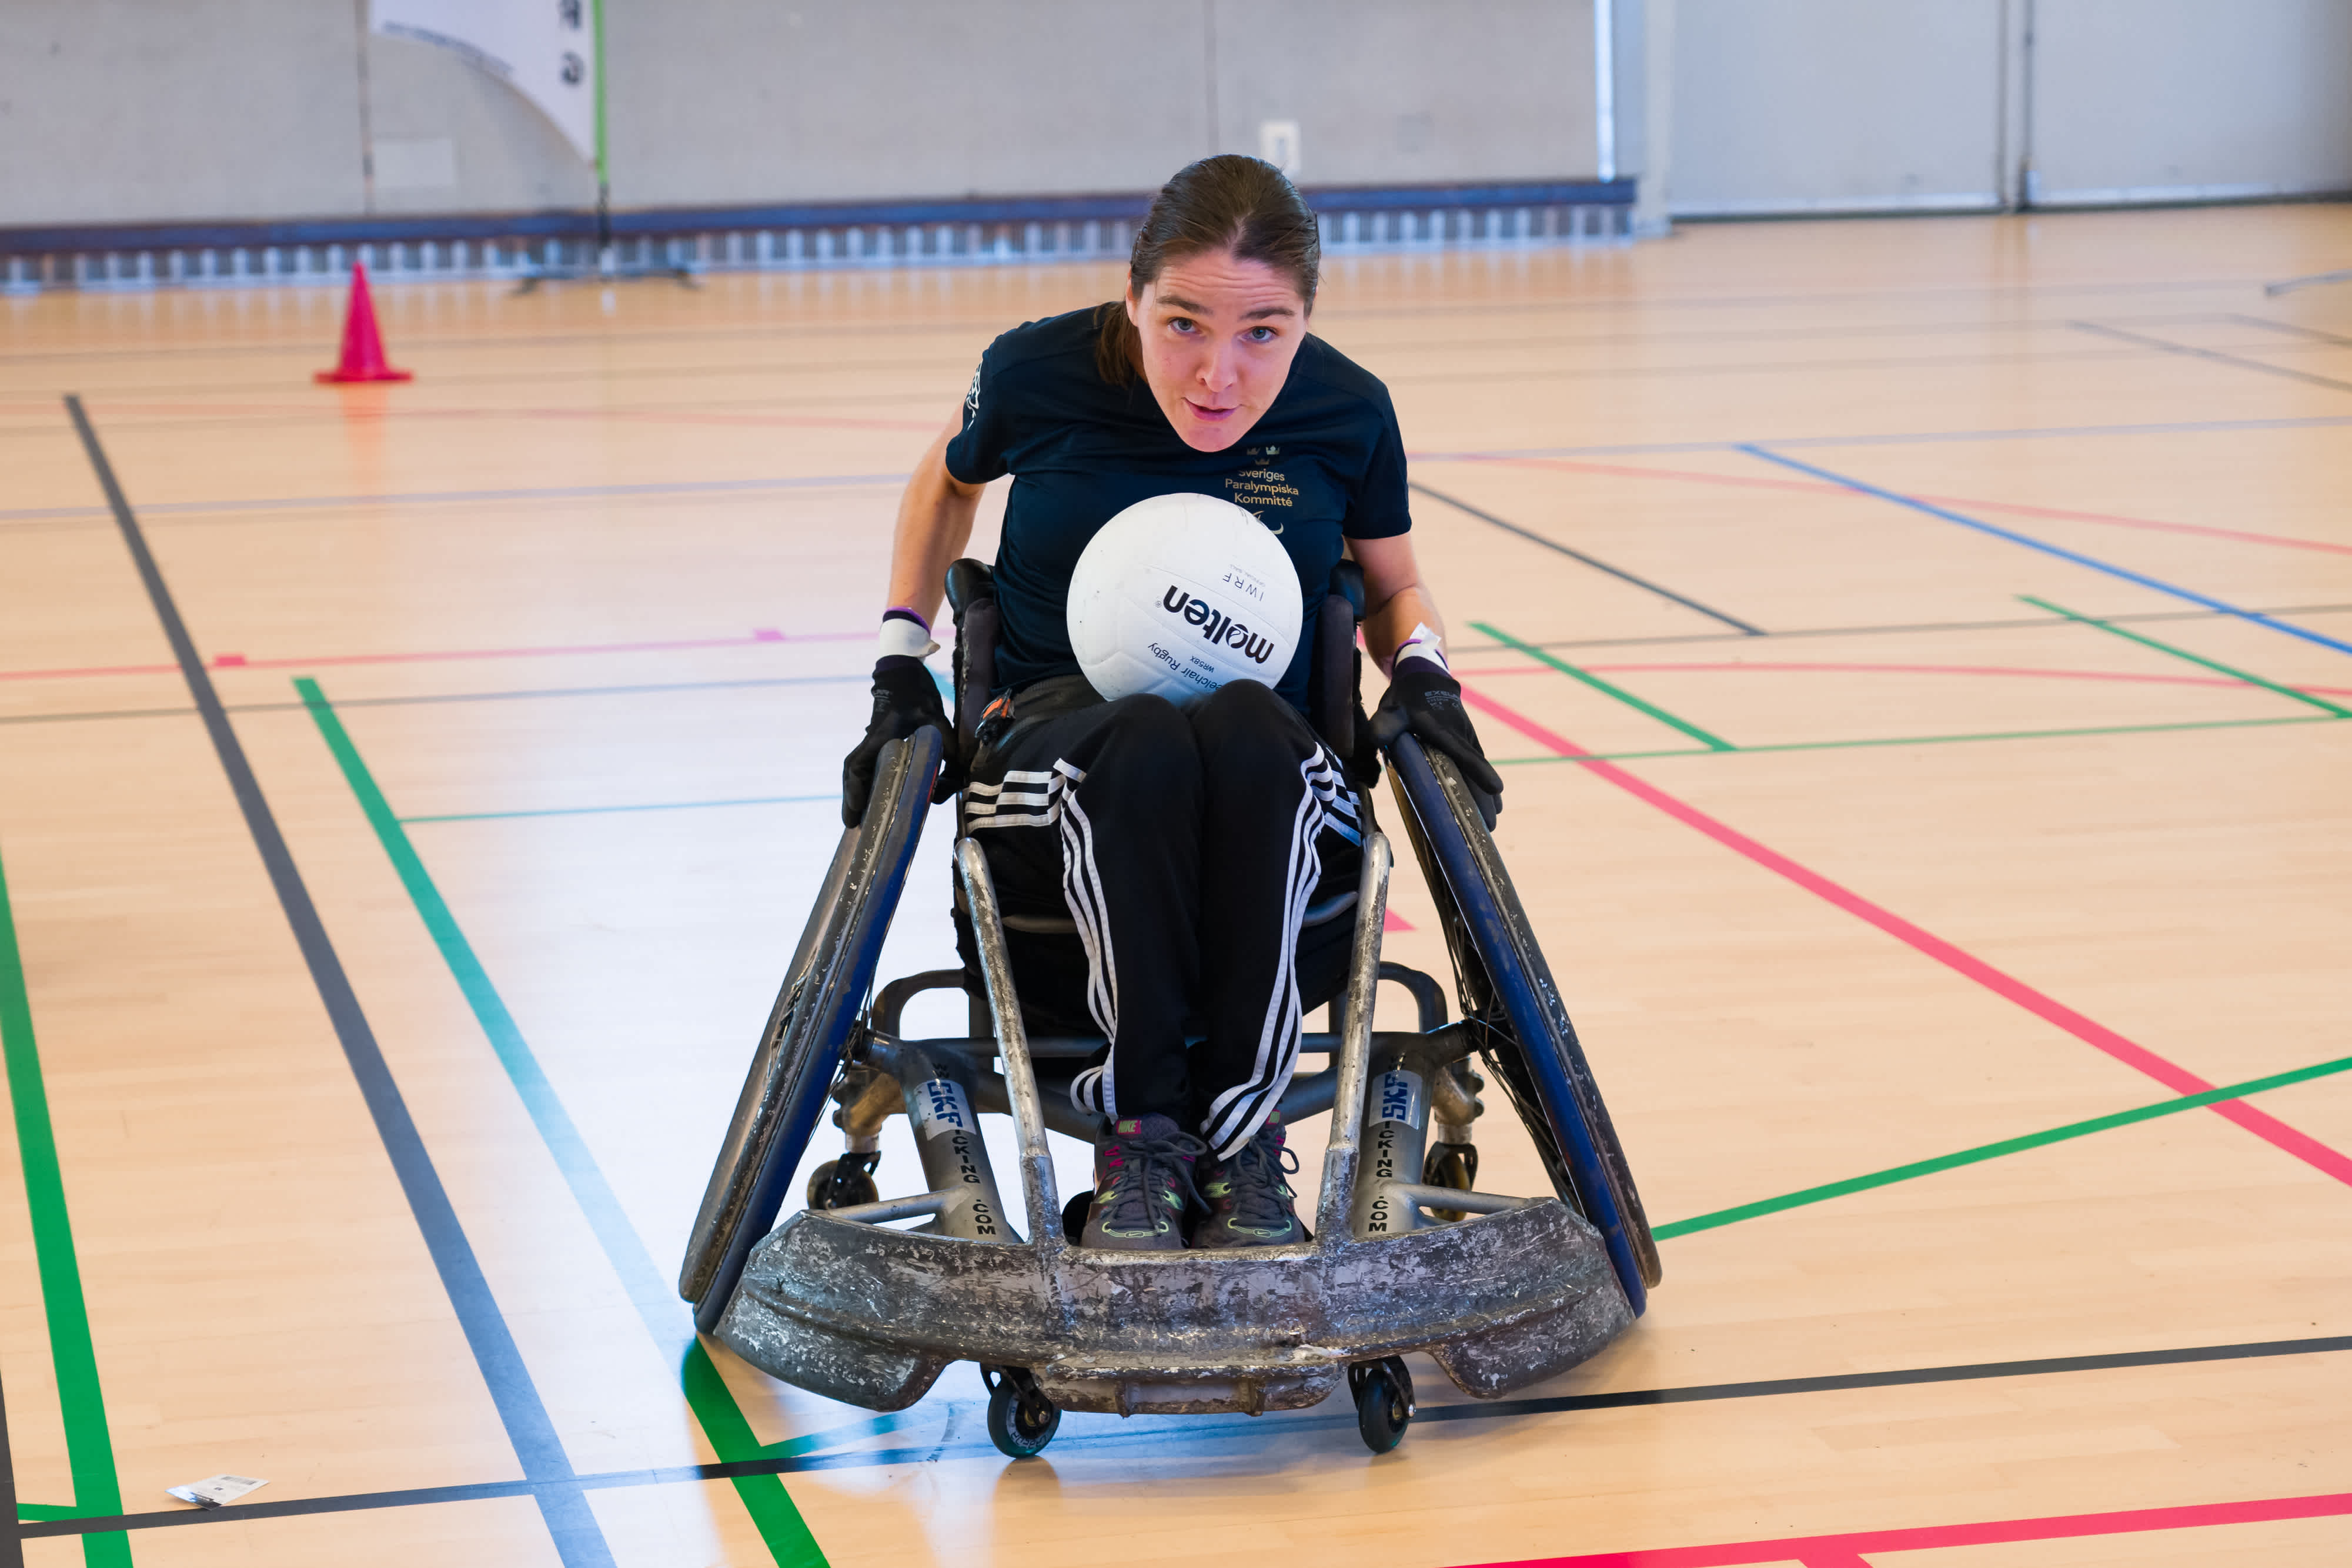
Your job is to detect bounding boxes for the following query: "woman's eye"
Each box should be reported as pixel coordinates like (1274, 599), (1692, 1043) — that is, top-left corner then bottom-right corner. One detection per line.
(1168, 316), (1198, 335)
(1245, 326), (1277, 343)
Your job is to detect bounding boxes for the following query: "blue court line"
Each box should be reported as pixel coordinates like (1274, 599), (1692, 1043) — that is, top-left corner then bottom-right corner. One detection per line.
(1739, 446), (2352, 661)
(0, 472), (908, 524)
(401, 793), (838, 824)
(65, 397), (617, 1568)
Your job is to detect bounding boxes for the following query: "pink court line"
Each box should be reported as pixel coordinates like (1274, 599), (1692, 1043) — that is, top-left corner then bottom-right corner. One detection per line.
(1452, 1489), (2352, 1567)
(1458, 681), (2352, 1189)
(1448, 451), (2352, 559)
(1456, 658), (2352, 698)
(0, 628), (864, 683)
(0, 660), (181, 683)
(68, 397), (944, 436)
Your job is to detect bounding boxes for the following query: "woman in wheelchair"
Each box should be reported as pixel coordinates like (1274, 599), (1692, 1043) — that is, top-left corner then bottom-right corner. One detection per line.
(839, 155), (1503, 1253)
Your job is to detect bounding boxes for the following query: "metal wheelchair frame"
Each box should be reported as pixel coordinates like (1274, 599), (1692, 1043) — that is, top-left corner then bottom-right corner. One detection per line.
(676, 561), (1659, 1456)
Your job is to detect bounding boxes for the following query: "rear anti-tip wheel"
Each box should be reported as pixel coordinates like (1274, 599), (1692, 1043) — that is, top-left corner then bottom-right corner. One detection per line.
(1348, 1356), (1415, 1454)
(983, 1366), (1060, 1459)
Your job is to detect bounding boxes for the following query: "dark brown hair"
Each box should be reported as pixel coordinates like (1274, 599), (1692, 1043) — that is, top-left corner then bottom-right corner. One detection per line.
(1095, 155), (1322, 383)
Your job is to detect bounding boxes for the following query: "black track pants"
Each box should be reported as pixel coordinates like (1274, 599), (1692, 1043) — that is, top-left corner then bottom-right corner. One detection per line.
(960, 676), (1362, 1156)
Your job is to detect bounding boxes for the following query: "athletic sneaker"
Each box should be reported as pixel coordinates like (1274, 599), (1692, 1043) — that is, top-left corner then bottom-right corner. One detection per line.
(1192, 1112), (1305, 1248)
(1081, 1114), (1204, 1251)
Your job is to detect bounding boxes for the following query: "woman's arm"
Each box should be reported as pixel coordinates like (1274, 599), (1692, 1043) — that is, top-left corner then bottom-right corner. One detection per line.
(1351, 531), (1444, 677)
(886, 412), (990, 623)
(837, 409), (988, 826)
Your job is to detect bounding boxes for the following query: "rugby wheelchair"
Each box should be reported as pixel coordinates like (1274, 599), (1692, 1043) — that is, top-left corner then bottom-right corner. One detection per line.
(677, 560), (1660, 1457)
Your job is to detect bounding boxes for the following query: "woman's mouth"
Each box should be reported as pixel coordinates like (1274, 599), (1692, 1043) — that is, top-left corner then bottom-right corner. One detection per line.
(1185, 399), (1239, 422)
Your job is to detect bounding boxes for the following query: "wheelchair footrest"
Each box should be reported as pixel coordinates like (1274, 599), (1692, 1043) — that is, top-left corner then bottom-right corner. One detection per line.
(715, 1194), (1633, 1414)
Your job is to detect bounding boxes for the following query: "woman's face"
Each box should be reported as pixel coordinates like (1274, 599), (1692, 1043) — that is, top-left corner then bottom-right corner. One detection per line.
(1124, 249), (1309, 453)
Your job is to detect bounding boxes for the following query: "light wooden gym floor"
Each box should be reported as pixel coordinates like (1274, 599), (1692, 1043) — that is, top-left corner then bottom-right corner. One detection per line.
(2, 203), (2348, 1568)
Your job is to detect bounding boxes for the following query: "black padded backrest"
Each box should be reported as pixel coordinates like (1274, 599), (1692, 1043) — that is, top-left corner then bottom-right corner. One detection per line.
(945, 558), (997, 760)
(1308, 559), (1367, 758)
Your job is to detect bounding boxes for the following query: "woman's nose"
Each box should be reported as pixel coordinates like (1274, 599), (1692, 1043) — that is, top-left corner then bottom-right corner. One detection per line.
(1197, 341), (1237, 391)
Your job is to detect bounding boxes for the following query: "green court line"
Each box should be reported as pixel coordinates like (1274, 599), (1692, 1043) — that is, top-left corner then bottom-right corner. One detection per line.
(0, 843), (133, 1567)
(2022, 594), (2352, 718)
(295, 678), (826, 1568)
(400, 793), (836, 825)
(1657, 1052), (2352, 1241)
(1488, 708), (2342, 768)
(1471, 621), (1736, 750)
(16, 1503), (79, 1522)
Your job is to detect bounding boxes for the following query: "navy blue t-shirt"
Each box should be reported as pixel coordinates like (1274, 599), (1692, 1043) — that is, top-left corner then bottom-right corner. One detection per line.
(943, 305), (1411, 714)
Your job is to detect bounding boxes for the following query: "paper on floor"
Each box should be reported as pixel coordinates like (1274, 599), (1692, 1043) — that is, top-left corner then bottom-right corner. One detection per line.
(165, 1475), (267, 1509)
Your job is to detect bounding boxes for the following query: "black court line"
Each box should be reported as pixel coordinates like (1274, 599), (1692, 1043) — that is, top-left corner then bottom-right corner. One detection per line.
(2225, 314), (2352, 350)
(1409, 481), (1766, 635)
(2070, 321), (2352, 395)
(0, 1358), (24, 1568)
(20, 1332), (2350, 1539)
(61, 396), (618, 1568)
(1421, 1333), (2352, 1423)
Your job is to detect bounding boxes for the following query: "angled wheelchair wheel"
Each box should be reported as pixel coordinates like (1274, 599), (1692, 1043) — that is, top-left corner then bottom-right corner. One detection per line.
(1386, 735), (1661, 1309)
(679, 726), (944, 1333)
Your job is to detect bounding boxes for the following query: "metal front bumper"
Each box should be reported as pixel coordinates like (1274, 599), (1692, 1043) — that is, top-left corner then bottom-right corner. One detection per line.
(716, 1194), (1631, 1415)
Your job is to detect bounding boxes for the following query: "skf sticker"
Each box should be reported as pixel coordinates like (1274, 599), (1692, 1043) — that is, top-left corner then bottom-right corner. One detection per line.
(915, 1078), (973, 1136)
(1373, 1068), (1424, 1128)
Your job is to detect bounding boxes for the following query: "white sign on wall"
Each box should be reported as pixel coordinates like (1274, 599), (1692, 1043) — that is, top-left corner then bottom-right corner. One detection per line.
(1258, 120), (1301, 178)
(372, 0), (599, 166)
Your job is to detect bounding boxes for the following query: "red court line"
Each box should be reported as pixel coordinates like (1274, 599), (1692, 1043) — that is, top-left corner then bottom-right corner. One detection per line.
(1459, 682), (2352, 1189)
(1454, 452), (2352, 558)
(1456, 658), (2352, 698)
(1453, 1489), (2352, 1567)
(0, 628), (863, 683)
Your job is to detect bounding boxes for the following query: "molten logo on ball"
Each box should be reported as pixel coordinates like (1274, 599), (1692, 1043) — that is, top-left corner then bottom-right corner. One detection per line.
(1066, 492), (1302, 705)
(1160, 587), (1278, 666)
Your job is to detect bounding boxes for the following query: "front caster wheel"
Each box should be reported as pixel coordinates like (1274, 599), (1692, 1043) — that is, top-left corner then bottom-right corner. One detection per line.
(806, 1151), (880, 1211)
(1423, 1141), (1480, 1223)
(1348, 1356), (1415, 1454)
(982, 1365), (1060, 1459)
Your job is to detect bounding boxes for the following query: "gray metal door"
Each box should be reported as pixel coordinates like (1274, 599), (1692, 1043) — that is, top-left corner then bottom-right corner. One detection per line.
(2027, 0), (2352, 204)
(1669, 0), (2010, 216)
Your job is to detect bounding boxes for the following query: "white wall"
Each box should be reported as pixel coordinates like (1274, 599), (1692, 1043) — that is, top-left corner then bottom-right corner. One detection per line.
(1, 0), (1604, 229)
(1, 0), (368, 224)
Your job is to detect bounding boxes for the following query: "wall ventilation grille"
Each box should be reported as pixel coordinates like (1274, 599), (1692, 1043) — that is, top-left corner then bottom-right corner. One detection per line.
(1, 191), (1633, 295)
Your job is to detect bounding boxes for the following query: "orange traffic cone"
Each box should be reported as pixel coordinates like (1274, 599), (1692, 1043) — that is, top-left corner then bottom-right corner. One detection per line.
(316, 262), (412, 383)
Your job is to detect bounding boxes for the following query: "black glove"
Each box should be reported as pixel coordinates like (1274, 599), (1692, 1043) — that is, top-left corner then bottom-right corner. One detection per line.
(840, 658), (958, 827)
(1371, 663), (1504, 827)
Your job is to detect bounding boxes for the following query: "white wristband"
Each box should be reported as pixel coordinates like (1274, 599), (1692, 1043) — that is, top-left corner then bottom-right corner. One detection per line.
(1394, 623), (1448, 673)
(878, 610), (939, 662)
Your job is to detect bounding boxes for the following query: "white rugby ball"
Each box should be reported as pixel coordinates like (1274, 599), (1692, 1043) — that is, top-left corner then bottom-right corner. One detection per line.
(1067, 492), (1302, 705)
